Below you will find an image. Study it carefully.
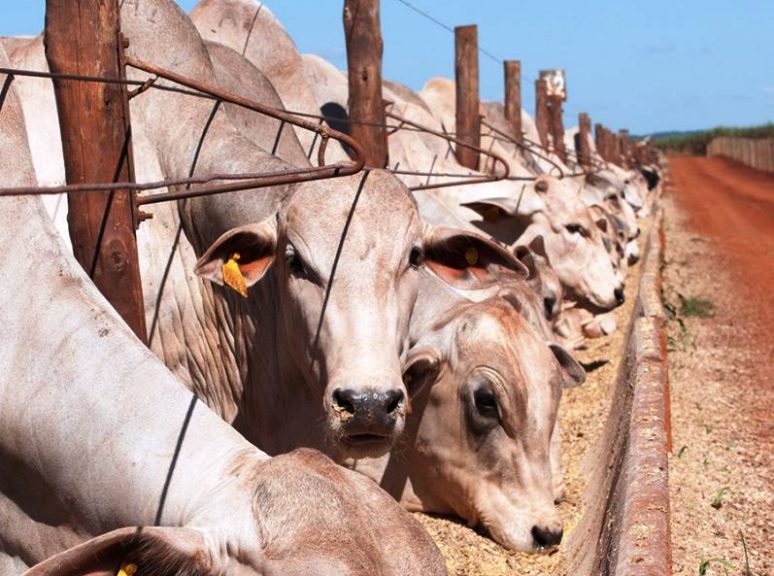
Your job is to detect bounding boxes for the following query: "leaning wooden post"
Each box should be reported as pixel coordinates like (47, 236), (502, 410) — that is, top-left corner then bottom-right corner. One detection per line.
(503, 60), (522, 144)
(344, 0), (387, 168)
(535, 78), (550, 150)
(577, 112), (592, 169)
(455, 24), (480, 170)
(45, 0), (147, 343)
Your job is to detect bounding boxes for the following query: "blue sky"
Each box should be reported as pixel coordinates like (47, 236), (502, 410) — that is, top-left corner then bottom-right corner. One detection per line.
(1, 0), (772, 135)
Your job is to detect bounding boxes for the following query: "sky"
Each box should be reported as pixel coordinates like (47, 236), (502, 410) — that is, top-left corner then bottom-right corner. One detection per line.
(1, 0), (772, 135)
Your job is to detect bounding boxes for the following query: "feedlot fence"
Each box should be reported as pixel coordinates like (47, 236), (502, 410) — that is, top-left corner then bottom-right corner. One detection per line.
(707, 137), (774, 173)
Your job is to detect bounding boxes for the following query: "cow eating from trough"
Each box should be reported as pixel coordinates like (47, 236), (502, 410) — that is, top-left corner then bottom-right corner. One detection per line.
(348, 272), (585, 551)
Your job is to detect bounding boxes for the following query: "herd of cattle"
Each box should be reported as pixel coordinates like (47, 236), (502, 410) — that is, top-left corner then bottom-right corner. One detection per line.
(0, 0), (662, 574)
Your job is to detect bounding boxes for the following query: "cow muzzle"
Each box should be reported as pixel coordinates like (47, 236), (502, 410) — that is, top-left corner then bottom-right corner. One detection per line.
(330, 388), (406, 455)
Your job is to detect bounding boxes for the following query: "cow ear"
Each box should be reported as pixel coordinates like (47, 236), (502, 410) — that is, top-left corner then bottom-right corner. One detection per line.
(403, 346), (441, 400)
(421, 225), (528, 289)
(549, 343), (586, 388)
(513, 245), (537, 279)
(24, 526), (209, 576)
(195, 217), (277, 295)
(461, 197), (518, 223)
(527, 235), (547, 258)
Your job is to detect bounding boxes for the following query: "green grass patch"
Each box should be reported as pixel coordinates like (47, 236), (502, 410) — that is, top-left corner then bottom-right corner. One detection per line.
(699, 557), (733, 575)
(679, 294), (715, 318)
(711, 487), (729, 510)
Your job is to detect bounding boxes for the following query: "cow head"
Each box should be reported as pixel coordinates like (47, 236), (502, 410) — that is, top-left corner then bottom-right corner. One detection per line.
(514, 235), (563, 321)
(195, 170), (525, 458)
(400, 298), (584, 551)
(465, 176), (624, 311)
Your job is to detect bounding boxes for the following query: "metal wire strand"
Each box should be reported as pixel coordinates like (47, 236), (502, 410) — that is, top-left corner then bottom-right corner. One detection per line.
(0, 60), (366, 202)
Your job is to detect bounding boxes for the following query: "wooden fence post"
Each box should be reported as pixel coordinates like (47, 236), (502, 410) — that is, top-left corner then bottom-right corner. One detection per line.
(45, 0), (147, 343)
(535, 77), (550, 150)
(548, 94), (567, 163)
(504, 60), (522, 144)
(595, 123), (605, 162)
(610, 132), (624, 167)
(577, 112), (592, 169)
(344, 0), (387, 168)
(597, 123), (613, 163)
(455, 24), (480, 170)
(619, 129), (631, 168)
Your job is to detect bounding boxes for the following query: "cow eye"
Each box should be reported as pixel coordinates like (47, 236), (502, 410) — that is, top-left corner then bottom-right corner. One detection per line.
(409, 246), (424, 268)
(285, 245), (307, 277)
(565, 223), (586, 237)
(473, 388), (498, 417)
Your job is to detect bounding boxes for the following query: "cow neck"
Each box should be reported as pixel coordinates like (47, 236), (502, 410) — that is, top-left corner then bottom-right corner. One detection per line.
(0, 197), (266, 556)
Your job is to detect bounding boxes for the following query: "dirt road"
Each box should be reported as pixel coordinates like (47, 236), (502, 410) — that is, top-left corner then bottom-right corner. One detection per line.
(669, 156), (774, 327)
(665, 156), (773, 576)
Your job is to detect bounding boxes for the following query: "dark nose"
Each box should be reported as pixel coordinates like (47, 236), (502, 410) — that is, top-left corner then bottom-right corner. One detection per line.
(614, 287), (625, 305)
(543, 295), (557, 318)
(531, 525), (563, 549)
(332, 388), (405, 423)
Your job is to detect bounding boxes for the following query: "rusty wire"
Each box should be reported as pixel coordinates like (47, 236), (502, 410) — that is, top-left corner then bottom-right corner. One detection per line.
(276, 105), (522, 189)
(518, 133), (606, 178)
(0, 60), (366, 203)
(478, 120), (567, 179)
(563, 145), (610, 173)
(383, 109), (513, 190)
(0, 58), (598, 204)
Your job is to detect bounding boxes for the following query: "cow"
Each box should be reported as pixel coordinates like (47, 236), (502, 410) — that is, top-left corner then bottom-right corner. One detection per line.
(0, 57), (446, 575)
(347, 272), (585, 551)
(462, 175), (625, 312)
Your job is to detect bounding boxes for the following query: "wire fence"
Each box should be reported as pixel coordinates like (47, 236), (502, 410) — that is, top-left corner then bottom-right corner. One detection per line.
(0, 60), (365, 201)
(392, 0), (503, 65)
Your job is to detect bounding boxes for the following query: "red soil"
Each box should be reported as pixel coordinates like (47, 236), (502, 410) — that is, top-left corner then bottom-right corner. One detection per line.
(668, 154), (773, 436)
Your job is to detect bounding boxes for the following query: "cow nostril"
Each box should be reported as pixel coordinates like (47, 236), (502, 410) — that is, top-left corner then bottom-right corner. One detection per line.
(614, 287), (625, 304)
(332, 388), (356, 415)
(384, 389), (405, 414)
(531, 525), (563, 549)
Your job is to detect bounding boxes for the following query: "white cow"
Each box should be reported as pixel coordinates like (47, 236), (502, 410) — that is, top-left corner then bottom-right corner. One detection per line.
(0, 55), (446, 576)
(348, 272), (585, 551)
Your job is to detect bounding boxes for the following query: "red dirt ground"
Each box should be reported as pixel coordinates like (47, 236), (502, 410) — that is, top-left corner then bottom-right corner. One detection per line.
(669, 156), (774, 341)
(666, 156), (773, 575)
(669, 154), (773, 442)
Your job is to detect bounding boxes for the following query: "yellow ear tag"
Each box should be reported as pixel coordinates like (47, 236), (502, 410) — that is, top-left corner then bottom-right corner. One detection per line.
(118, 563), (137, 576)
(465, 247), (479, 266)
(222, 252), (248, 298)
